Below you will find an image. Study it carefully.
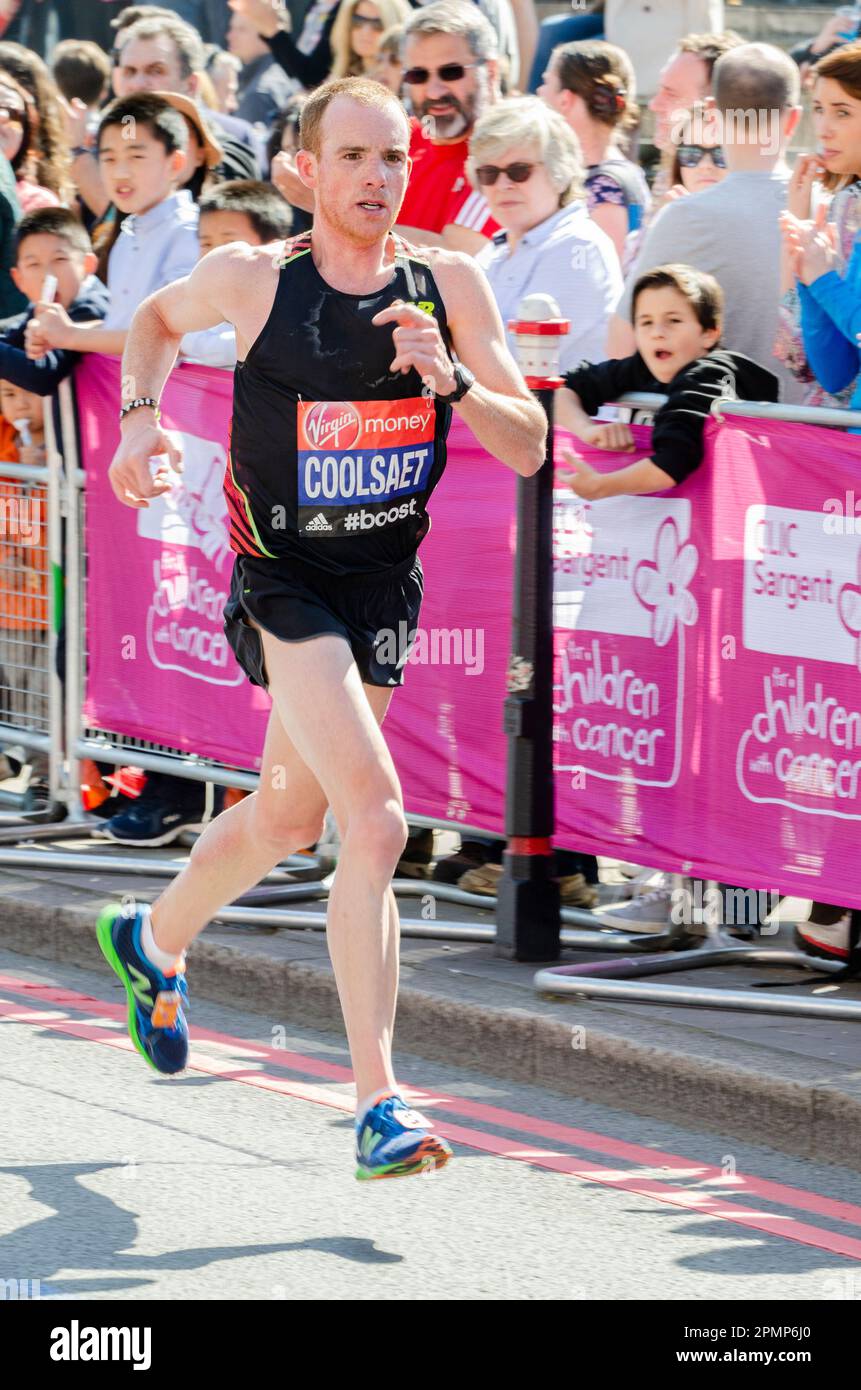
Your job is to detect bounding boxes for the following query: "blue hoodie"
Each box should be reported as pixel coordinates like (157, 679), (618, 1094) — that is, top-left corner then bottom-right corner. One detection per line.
(798, 240), (861, 418)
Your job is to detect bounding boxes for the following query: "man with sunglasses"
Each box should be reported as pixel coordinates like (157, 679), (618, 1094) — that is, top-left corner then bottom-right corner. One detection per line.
(396, 1), (502, 255)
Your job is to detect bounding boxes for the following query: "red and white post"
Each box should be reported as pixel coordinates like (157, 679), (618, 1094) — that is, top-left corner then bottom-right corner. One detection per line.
(495, 295), (570, 961)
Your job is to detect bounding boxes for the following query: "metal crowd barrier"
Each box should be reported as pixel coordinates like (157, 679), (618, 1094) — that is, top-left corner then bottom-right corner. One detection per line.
(534, 395), (861, 1017)
(0, 394), (57, 815)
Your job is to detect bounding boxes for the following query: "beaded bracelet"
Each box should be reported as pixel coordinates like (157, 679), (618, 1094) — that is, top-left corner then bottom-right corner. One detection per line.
(119, 396), (161, 424)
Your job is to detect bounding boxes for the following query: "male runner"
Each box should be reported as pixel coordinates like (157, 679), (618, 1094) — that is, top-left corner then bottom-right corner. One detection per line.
(98, 75), (546, 1181)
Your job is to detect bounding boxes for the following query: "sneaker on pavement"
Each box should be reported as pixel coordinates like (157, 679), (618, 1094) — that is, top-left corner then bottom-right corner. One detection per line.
(355, 1094), (453, 1181)
(96, 903), (189, 1074)
(95, 794), (207, 846)
(795, 912), (851, 962)
(592, 887), (674, 933)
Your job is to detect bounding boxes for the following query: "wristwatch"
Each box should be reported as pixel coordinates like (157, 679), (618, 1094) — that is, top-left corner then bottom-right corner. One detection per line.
(435, 363), (474, 404)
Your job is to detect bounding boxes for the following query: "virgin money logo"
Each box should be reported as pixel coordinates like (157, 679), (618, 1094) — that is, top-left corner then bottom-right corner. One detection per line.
(303, 402), (361, 451)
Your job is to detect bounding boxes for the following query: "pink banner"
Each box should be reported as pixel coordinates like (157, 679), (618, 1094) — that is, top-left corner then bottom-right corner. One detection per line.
(78, 356), (861, 908)
(79, 355), (270, 771)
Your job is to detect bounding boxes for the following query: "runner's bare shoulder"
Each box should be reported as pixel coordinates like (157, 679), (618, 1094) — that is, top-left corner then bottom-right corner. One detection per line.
(191, 239), (283, 318)
(407, 247), (494, 323)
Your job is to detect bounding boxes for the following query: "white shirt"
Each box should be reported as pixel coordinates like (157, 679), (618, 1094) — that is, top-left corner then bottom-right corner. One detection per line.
(477, 202), (624, 373)
(180, 324), (238, 370)
(104, 190), (200, 331)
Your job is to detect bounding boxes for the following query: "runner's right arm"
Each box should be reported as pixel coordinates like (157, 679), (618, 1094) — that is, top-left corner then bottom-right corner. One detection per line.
(108, 246), (252, 509)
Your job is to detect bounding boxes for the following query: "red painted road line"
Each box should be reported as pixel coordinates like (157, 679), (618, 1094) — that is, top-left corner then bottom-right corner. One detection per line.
(5, 972), (858, 1232)
(4, 972), (861, 1228)
(2, 972), (861, 1251)
(4, 995), (861, 1262)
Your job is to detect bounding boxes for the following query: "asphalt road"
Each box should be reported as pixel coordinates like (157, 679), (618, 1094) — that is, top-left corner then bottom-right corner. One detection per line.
(1, 947), (861, 1302)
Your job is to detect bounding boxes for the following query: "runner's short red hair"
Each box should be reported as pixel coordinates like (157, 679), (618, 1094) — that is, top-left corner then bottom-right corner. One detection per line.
(300, 76), (409, 158)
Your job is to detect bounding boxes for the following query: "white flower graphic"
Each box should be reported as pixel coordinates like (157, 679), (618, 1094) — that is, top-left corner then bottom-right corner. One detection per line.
(634, 517), (699, 647)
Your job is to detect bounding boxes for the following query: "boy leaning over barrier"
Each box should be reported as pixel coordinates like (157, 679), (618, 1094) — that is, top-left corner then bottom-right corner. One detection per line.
(557, 264), (780, 499)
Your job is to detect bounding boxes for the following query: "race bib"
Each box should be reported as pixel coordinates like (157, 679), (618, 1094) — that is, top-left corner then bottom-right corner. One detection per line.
(296, 397), (435, 539)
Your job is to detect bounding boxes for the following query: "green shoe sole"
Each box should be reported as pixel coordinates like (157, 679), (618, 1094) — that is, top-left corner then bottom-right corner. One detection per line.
(96, 904), (159, 1073)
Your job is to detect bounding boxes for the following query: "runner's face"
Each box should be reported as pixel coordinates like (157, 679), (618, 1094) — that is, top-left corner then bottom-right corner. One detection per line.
(312, 98), (411, 245)
(403, 33), (486, 141)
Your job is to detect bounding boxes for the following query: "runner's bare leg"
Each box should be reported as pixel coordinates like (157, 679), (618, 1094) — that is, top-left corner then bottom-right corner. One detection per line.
(149, 702), (329, 955)
(254, 629), (407, 1103)
(150, 630), (406, 1103)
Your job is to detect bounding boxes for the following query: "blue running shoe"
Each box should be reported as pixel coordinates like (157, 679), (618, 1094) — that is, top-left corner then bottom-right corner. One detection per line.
(96, 904), (189, 1075)
(355, 1094), (453, 1181)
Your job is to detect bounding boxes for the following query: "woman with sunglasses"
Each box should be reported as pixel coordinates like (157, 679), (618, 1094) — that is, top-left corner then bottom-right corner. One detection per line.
(329, 0), (412, 80)
(667, 127), (728, 199)
(620, 103), (726, 275)
(0, 69), (64, 212)
(471, 96), (623, 372)
(0, 46), (73, 211)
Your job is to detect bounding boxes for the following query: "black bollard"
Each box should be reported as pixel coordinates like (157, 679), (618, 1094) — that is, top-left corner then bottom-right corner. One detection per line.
(496, 304), (568, 962)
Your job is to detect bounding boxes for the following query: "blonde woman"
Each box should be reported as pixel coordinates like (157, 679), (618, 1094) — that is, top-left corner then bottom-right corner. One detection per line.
(470, 96), (623, 371)
(329, 0), (412, 80)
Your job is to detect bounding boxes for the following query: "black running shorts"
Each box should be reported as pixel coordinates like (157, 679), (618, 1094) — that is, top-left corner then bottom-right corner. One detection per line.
(223, 552), (424, 689)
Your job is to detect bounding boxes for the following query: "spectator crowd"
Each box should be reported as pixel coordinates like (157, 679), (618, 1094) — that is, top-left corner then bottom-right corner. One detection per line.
(0, 0), (857, 964)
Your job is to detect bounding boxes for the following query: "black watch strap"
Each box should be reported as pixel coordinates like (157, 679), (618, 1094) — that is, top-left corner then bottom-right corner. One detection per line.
(436, 363), (474, 404)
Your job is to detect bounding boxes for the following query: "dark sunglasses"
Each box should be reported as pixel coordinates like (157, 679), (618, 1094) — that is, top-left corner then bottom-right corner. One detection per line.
(677, 143), (727, 170)
(402, 61), (481, 85)
(352, 13), (383, 29)
(475, 161), (540, 186)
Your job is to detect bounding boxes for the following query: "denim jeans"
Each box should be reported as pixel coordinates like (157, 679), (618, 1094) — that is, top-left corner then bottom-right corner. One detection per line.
(528, 11), (605, 93)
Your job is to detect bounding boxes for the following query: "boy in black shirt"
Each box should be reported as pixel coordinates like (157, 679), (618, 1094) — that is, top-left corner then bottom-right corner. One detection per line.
(558, 264), (779, 499)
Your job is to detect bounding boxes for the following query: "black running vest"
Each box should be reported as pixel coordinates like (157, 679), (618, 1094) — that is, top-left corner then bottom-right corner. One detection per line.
(226, 231), (453, 576)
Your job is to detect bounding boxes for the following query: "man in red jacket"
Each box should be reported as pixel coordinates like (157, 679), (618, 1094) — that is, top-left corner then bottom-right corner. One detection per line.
(397, 1), (502, 255)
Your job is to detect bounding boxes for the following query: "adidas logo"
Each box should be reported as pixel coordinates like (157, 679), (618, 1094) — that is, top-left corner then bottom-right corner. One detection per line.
(305, 512), (333, 532)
